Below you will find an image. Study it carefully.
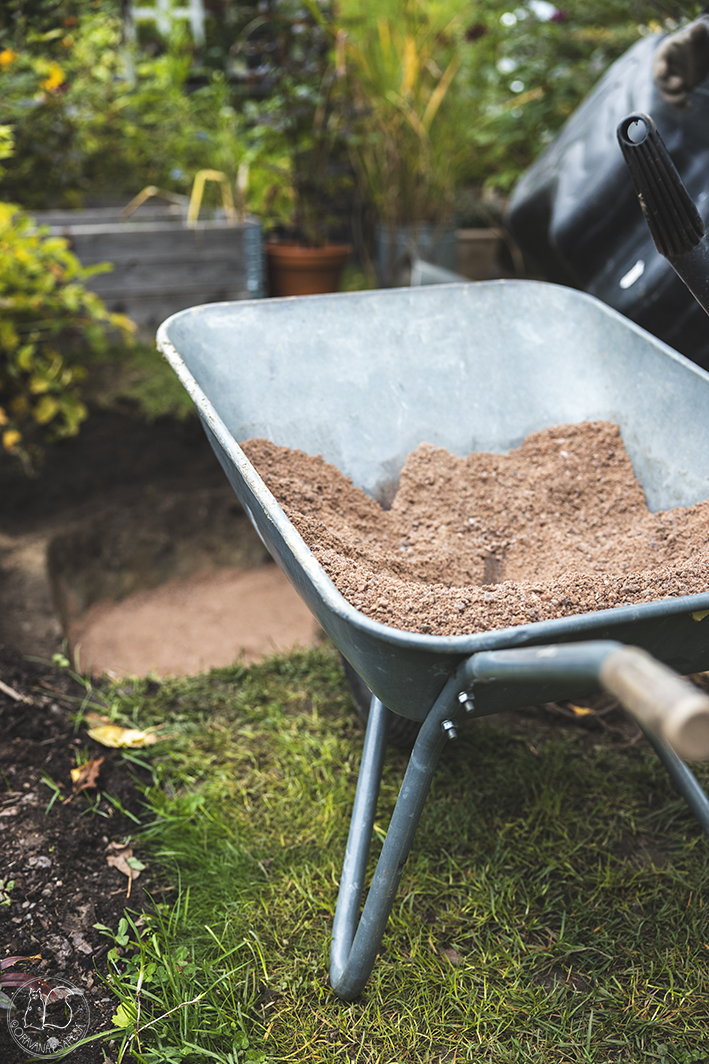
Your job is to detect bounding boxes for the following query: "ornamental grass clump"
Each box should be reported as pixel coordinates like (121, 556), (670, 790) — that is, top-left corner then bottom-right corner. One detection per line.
(0, 202), (134, 468)
(342, 2), (469, 231)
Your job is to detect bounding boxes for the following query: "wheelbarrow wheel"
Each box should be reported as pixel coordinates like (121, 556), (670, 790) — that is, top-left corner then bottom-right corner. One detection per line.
(340, 656), (421, 749)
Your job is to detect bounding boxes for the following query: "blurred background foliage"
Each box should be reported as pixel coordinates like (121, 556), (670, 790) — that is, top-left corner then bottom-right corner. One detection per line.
(0, 0), (703, 212)
(0, 0), (704, 462)
(0, 199), (134, 465)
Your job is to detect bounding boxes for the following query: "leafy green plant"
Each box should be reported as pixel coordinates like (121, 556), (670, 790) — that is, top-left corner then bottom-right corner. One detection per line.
(0, 202), (133, 466)
(94, 895), (267, 1062)
(39, 771), (65, 813)
(336, 0), (704, 214)
(236, 0), (352, 246)
(84, 339), (197, 424)
(0, 10), (248, 209)
(462, 0), (704, 193)
(340, 0), (469, 229)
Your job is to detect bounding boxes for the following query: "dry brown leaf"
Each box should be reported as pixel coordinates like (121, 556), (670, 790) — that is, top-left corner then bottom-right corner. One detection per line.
(1, 954), (42, 971)
(69, 932), (93, 956)
(85, 711), (111, 726)
(105, 840), (144, 898)
(67, 756), (105, 799)
(0, 807), (19, 818)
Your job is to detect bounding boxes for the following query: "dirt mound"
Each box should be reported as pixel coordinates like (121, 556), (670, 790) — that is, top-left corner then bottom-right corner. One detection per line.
(242, 421), (709, 635)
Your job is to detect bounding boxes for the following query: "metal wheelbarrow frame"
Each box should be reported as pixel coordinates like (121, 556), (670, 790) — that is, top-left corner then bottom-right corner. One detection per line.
(157, 280), (709, 999)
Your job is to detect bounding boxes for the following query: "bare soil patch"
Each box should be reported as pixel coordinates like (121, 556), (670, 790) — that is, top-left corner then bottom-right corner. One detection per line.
(242, 421), (709, 635)
(0, 644), (154, 1064)
(0, 407), (321, 675)
(71, 564), (322, 679)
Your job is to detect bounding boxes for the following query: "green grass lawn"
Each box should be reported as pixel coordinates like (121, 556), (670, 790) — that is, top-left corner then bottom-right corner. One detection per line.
(91, 646), (709, 1063)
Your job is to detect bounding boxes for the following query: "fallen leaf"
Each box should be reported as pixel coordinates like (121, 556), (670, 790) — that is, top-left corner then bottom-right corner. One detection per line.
(69, 932), (93, 956)
(569, 704), (594, 717)
(0, 807), (19, 818)
(87, 724), (158, 749)
(85, 711), (111, 726)
(1, 956), (48, 999)
(105, 841), (144, 898)
(1, 973), (48, 988)
(68, 756), (105, 799)
(1, 955), (41, 971)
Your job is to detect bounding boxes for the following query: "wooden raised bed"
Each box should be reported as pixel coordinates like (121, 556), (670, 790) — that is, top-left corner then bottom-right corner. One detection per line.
(33, 207), (264, 333)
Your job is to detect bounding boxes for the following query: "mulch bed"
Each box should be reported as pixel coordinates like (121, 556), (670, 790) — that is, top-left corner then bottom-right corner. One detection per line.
(0, 642), (160, 1064)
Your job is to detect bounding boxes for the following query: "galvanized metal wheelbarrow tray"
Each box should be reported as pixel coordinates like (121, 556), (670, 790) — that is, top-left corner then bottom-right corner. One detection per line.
(157, 280), (709, 999)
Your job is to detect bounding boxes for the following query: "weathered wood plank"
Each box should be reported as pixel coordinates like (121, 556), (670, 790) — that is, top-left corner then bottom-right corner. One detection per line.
(66, 224), (259, 266)
(87, 258), (251, 296)
(36, 215), (265, 331)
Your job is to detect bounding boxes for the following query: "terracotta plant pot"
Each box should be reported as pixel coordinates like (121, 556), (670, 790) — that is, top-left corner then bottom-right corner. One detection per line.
(265, 243), (351, 297)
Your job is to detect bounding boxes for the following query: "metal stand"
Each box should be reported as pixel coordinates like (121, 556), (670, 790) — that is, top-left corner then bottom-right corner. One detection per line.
(641, 725), (709, 836)
(329, 672), (463, 1000)
(329, 645), (709, 1001)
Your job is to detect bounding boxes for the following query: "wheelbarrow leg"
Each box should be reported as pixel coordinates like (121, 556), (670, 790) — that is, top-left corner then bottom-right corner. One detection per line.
(330, 695), (389, 991)
(330, 674), (462, 1001)
(639, 725), (709, 838)
(330, 644), (709, 999)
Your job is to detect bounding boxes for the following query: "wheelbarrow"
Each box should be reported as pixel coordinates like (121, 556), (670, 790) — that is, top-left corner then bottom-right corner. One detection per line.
(157, 278), (709, 1000)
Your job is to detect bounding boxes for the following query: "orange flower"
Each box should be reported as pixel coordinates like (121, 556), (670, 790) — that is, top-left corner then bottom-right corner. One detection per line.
(0, 49), (19, 68)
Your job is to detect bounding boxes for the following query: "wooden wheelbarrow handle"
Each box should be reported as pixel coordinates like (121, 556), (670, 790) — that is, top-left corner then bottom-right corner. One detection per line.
(600, 646), (709, 761)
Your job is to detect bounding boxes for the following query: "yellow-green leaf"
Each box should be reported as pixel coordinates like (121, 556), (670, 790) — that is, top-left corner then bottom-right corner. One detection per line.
(87, 724), (158, 748)
(33, 394), (60, 424)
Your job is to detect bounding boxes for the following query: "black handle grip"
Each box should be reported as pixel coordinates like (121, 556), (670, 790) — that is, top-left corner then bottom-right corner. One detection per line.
(617, 112), (709, 315)
(617, 112), (705, 258)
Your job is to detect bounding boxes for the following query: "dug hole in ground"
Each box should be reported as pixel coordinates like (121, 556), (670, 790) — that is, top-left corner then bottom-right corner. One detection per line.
(0, 407), (323, 679)
(0, 404), (323, 1064)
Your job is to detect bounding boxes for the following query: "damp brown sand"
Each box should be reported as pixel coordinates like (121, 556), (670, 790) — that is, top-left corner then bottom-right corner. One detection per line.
(69, 565), (322, 678)
(241, 422), (709, 637)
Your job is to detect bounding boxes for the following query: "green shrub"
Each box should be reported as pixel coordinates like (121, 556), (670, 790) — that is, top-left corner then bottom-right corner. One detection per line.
(462, 0), (705, 192)
(0, 202), (133, 466)
(0, 8), (252, 208)
(3, 0), (703, 231)
(0, 3), (334, 226)
(338, 0), (704, 197)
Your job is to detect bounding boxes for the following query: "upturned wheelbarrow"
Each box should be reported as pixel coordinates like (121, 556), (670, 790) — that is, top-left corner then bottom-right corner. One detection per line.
(157, 279), (709, 999)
